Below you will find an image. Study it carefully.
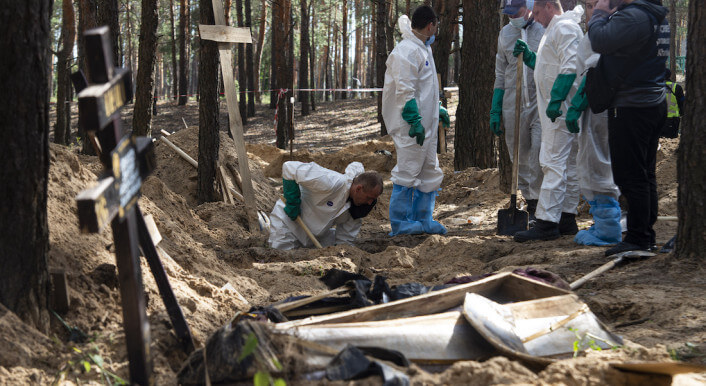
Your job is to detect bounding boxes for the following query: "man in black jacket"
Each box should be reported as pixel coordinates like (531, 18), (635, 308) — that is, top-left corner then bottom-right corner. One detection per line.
(587, 0), (669, 256)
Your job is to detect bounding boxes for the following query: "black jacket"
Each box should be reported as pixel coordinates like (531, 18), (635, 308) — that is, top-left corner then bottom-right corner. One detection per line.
(588, 0), (669, 108)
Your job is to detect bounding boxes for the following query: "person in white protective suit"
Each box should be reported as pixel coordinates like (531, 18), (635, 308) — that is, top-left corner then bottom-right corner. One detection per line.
(382, 5), (450, 236)
(490, 0), (545, 220)
(268, 161), (383, 250)
(512, 1), (584, 242)
(565, 0), (622, 246)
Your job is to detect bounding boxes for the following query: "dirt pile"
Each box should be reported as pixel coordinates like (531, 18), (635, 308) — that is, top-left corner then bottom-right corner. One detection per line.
(4, 99), (703, 385)
(253, 139), (397, 178)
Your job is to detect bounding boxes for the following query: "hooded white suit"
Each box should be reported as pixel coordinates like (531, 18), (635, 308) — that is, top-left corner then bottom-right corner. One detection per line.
(268, 161), (365, 250)
(495, 18), (545, 200)
(382, 15), (443, 193)
(575, 34), (620, 200)
(533, 6), (584, 223)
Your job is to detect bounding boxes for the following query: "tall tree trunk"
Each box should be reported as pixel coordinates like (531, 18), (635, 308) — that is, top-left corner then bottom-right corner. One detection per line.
(676, 0), (706, 261)
(454, 0), (498, 170)
(273, 0), (292, 148)
(197, 0), (220, 202)
(299, 0), (310, 116)
(386, 0), (394, 55)
(78, 0), (98, 148)
(433, 0), (459, 89)
(453, 21), (460, 84)
(0, 0), (51, 333)
(236, 0), (247, 124)
(178, 0), (190, 105)
(170, 0), (179, 99)
(132, 0), (159, 137)
(309, 1), (316, 110)
(353, 0), (362, 98)
(340, 0), (348, 100)
(375, 0), (387, 135)
(669, 0), (676, 80)
(269, 1), (277, 109)
(254, 0), (267, 104)
(55, 0), (76, 145)
(97, 0), (120, 66)
(245, 0), (255, 116)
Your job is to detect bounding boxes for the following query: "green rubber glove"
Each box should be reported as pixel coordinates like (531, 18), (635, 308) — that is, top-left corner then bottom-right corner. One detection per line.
(489, 88), (505, 136)
(439, 101), (450, 128)
(282, 179), (301, 221)
(546, 73), (577, 122)
(566, 77), (589, 134)
(402, 98), (425, 146)
(513, 39), (536, 70)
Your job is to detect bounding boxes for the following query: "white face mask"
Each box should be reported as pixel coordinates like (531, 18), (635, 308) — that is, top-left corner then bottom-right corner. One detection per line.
(510, 16), (526, 28)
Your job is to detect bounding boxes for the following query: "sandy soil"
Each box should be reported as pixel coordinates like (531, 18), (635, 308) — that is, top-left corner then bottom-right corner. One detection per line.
(3, 96), (704, 385)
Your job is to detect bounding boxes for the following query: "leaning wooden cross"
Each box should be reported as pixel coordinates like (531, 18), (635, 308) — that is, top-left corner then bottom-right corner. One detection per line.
(198, 0), (260, 232)
(74, 26), (194, 385)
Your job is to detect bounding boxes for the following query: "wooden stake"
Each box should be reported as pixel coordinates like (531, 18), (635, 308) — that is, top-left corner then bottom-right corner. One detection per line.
(160, 136), (198, 169)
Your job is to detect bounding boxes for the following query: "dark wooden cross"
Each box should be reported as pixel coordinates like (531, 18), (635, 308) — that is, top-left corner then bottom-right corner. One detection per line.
(73, 26), (194, 385)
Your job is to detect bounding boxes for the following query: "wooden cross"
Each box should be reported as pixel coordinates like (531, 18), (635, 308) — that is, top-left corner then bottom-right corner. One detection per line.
(199, 0), (260, 233)
(74, 26), (194, 385)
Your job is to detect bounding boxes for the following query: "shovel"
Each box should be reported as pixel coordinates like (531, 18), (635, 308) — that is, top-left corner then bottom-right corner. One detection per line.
(570, 250), (655, 290)
(281, 195), (323, 249)
(497, 53), (529, 236)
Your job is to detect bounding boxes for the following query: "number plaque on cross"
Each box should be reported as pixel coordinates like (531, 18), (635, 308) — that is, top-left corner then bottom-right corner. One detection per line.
(74, 26), (194, 385)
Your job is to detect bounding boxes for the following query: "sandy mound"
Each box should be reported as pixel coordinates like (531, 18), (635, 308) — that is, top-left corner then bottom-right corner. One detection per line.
(5, 99), (702, 385)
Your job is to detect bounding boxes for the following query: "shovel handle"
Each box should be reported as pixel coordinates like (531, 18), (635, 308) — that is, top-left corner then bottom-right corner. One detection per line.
(511, 53), (523, 195)
(281, 195), (323, 249)
(570, 258), (620, 290)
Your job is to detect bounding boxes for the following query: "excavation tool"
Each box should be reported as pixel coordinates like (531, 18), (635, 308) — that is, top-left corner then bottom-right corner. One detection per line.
(569, 250), (655, 290)
(497, 53), (529, 236)
(281, 195), (323, 249)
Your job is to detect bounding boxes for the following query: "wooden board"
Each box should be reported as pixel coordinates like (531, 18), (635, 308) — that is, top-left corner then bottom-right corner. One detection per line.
(208, 0), (259, 233)
(274, 273), (568, 329)
(198, 25), (253, 44)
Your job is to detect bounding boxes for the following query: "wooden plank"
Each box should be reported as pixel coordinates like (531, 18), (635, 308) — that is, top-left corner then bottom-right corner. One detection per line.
(274, 286), (351, 313)
(49, 268), (70, 313)
(136, 206), (196, 354)
(207, 0), (260, 232)
(142, 214), (162, 246)
(198, 25), (253, 44)
(275, 273), (568, 329)
(160, 136), (198, 169)
(77, 67), (132, 131)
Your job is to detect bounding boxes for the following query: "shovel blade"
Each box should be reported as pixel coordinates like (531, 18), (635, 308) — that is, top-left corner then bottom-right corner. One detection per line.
(497, 207), (529, 236)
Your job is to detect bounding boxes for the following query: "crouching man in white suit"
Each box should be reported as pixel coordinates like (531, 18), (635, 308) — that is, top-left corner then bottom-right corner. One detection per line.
(268, 161), (383, 250)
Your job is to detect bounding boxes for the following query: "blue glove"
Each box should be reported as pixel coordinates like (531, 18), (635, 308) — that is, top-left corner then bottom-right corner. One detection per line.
(547, 73), (577, 122)
(402, 99), (425, 146)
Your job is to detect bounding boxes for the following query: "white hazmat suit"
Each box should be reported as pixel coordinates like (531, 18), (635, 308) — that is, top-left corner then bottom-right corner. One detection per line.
(533, 6), (583, 224)
(495, 18), (545, 201)
(268, 161), (365, 250)
(382, 15), (443, 194)
(575, 35), (620, 201)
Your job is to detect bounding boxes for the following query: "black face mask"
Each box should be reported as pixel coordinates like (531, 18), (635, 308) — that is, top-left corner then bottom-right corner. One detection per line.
(348, 198), (377, 219)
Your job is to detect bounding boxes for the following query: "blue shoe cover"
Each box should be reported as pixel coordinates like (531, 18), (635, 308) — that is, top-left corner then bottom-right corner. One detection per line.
(574, 195), (621, 246)
(389, 184), (424, 236)
(412, 189), (447, 235)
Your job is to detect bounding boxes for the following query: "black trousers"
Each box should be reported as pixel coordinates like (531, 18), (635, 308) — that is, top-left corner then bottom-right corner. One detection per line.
(608, 101), (667, 248)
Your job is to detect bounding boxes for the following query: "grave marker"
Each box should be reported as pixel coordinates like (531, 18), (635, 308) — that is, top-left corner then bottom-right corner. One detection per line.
(199, 0), (260, 232)
(74, 26), (194, 385)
